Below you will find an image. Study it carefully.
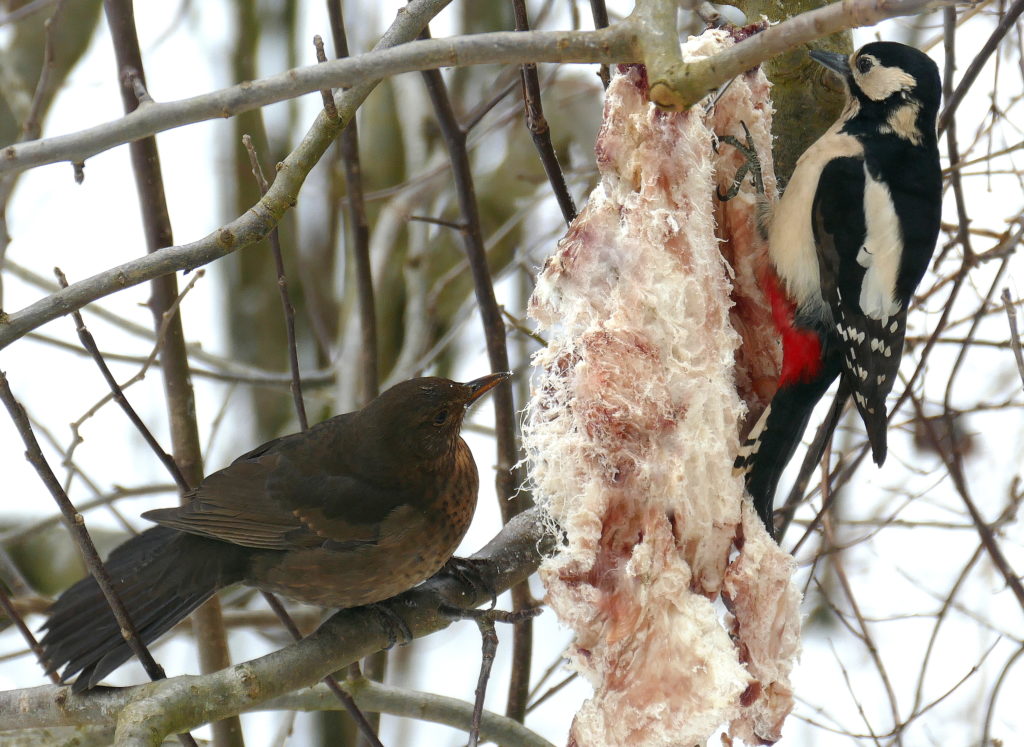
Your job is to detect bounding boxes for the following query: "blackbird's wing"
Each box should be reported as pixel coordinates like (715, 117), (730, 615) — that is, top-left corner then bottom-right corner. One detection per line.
(812, 156), (905, 463)
(144, 417), (417, 551)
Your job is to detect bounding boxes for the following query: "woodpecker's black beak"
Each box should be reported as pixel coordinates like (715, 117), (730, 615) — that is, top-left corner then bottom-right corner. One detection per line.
(463, 372), (511, 407)
(809, 49), (851, 79)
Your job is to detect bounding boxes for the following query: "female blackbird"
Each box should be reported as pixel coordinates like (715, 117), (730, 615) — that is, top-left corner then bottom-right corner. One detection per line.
(39, 372), (509, 692)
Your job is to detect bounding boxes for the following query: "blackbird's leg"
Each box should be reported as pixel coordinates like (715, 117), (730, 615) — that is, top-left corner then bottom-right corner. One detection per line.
(437, 605), (541, 625)
(438, 556), (498, 609)
(715, 121), (765, 201)
(365, 603), (413, 649)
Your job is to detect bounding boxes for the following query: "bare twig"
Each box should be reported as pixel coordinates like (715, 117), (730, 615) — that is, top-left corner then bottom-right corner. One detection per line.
(938, 0), (1024, 134)
(420, 27), (533, 724)
(0, 584), (59, 685)
(1002, 288), (1024, 390)
(589, 0), (612, 87)
(242, 135), (309, 430)
(313, 35), (339, 120)
(512, 0), (577, 225)
(907, 391), (1024, 612)
(0, 0), (943, 177)
(329, 4), (379, 404)
(54, 268), (189, 493)
(0, 371), (183, 738)
(0, 0), (461, 354)
(101, 2), (238, 742)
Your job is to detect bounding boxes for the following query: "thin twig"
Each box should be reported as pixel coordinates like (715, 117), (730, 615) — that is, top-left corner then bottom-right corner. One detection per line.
(937, 0), (1024, 134)
(907, 391), (1024, 612)
(260, 591), (383, 747)
(419, 26), (533, 725)
(0, 583), (59, 685)
(512, 0), (577, 225)
(0, 371), (190, 741)
(20, 0), (69, 141)
(54, 268), (189, 493)
(1002, 288), (1024, 390)
(246, 115), (381, 740)
(242, 134), (309, 430)
(983, 643), (1024, 746)
(589, 0), (611, 87)
(941, 8), (976, 265)
(329, 4), (379, 404)
(101, 2), (238, 743)
(313, 35), (339, 120)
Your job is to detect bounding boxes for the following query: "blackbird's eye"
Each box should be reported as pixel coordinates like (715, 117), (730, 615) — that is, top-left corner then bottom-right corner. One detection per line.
(857, 56), (873, 74)
(433, 408), (450, 426)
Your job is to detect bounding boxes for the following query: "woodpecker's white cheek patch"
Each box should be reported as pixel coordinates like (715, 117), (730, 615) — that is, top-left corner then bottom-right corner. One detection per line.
(855, 63), (916, 102)
(857, 170), (903, 320)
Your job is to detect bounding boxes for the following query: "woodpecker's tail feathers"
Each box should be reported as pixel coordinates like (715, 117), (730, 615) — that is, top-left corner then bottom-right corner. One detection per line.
(856, 404), (889, 466)
(40, 527), (246, 692)
(736, 356), (842, 536)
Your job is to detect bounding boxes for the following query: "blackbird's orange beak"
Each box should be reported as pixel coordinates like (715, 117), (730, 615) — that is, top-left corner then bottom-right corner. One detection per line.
(463, 371), (511, 406)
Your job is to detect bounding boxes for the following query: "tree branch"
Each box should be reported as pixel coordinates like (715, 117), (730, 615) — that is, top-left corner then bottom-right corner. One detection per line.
(0, 508), (555, 744)
(0, 0), (940, 178)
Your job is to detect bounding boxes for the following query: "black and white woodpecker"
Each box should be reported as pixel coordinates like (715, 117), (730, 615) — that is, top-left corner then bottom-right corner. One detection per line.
(733, 42), (943, 537)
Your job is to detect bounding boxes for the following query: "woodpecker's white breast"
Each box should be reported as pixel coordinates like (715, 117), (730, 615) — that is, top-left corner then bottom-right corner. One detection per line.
(768, 125), (861, 308)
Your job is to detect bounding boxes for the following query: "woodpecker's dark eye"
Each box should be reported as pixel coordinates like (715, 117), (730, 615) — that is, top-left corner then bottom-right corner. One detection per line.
(856, 56), (873, 74)
(433, 409), (450, 426)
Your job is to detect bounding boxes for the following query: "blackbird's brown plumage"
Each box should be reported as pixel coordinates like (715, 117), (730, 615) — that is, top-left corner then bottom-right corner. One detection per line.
(39, 373), (509, 692)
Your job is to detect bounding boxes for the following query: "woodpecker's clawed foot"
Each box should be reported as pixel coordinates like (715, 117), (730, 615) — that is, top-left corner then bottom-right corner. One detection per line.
(437, 604), (542, 627)
(714, 121), (765, 201)
(438, 556), (498, 609)
(365, 603), (413, 648)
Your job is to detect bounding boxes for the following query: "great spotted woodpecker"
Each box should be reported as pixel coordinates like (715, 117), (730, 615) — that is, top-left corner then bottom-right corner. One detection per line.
(733, 42), (943, 537)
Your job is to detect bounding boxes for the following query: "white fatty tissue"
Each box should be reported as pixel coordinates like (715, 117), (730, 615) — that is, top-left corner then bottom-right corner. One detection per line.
(524, 30), (801, 746)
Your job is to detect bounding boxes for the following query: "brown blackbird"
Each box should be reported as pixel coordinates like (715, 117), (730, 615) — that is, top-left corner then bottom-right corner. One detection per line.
(39, 372), (509, 692)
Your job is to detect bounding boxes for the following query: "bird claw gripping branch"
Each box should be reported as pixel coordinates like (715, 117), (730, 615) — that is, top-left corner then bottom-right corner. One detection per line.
(715, 120), (765, 202)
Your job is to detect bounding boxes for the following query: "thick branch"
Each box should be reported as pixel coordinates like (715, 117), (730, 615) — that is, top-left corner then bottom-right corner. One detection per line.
(0, 27), (631, 176)
(0, 508), (554, 745)
(0, 0), (456, 352)
(640, 0), (936, 108)
(0, 0), (938, 177)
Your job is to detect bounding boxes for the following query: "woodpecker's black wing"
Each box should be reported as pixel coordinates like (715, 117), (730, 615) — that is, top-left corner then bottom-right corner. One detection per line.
(812, 156), (904, 465)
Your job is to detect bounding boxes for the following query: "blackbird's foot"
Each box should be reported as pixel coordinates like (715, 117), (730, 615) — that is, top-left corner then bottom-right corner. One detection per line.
(437, 604), (542, 626)
(715, 121), (765, 201)
(366, 603), (413, 649)
(439, 556), (498, 609)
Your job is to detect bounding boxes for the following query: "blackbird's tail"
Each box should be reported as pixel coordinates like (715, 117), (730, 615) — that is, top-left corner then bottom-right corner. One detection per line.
(39, 526), (247, 692)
